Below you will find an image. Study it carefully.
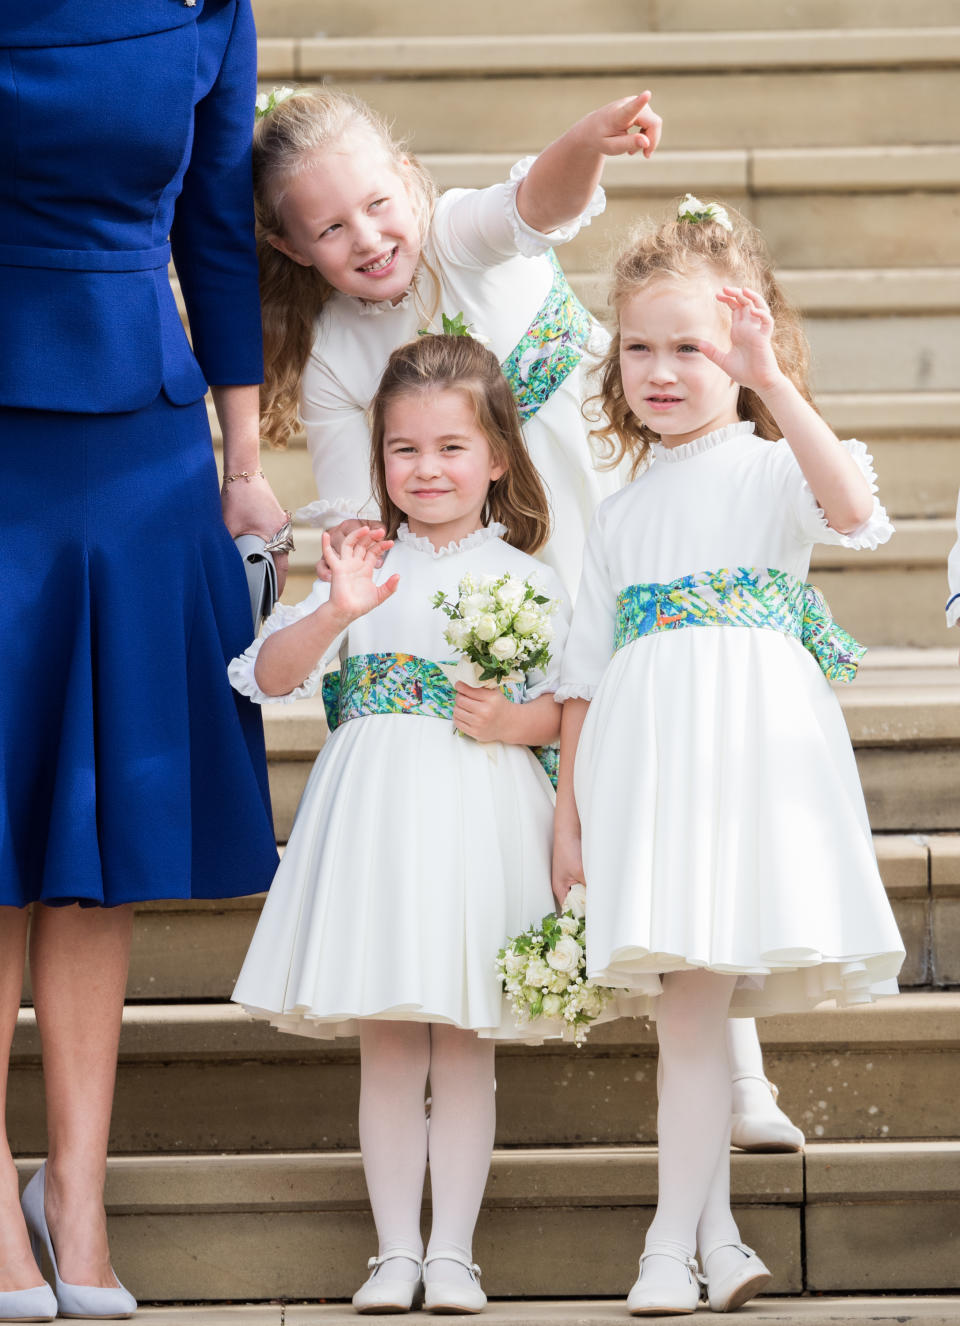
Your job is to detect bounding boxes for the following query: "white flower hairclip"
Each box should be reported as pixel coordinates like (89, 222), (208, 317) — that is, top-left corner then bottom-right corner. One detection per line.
(677, 193), (733, 232)
(255, 87), (297, 121)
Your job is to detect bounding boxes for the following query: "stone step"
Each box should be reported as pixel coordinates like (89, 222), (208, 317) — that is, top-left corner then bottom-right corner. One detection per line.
(277, 518), (960, 650)
(10, 992), (960, 1153)
(18, 830), (950, 1005)
(255, 33), (960, 154)
(13, 1142), (960, 1298)
(212, 392), (960, 522)
(85, 1300), (960, 1326)
(252, 0), (959, 39)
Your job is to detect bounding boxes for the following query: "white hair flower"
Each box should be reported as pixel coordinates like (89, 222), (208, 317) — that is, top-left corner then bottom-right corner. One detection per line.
(677, 193), (733, 232)
(255, 87), (297, 121)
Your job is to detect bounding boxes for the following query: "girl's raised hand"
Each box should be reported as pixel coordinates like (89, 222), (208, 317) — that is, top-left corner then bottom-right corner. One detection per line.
(323, 526), (399, 623)
(586, 92), (663, 160)
(698, 287), (784, 394)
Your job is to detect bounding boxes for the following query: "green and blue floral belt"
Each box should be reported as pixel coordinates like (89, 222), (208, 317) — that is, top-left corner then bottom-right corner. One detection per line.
(321, 652), (559, 787)
(614, 568), (865, 683)
(500, 250), (593, 423)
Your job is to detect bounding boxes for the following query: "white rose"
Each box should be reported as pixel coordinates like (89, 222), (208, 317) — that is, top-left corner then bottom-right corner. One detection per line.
(445, 619), (472, 649)
(542, 993), (564, 1017)
(549, 972), (569, 994)
(504, 952), (525, 978)
(580, 987), (604, 1018)
(525, 957), (552, 987)
(495, 578), (527, 612)
(546, 935), (582, 975)
(513, 609), (540, 636)
(558, 915), (579, 937)
(475, 613), (499, 642)
(489, 635), (519, 661)
(564, 883), (587, 919)
(463, 592), (494, 616)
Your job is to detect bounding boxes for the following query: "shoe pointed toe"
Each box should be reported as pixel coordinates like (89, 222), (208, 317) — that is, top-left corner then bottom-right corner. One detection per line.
(0, 1282), (58, 1322)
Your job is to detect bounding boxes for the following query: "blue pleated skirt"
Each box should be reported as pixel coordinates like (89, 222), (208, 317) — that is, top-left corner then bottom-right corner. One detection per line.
(0, 394), (279, 906)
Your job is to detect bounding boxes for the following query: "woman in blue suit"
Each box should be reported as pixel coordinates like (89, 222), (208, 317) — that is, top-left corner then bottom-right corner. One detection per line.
(0, 2), (284, 1318)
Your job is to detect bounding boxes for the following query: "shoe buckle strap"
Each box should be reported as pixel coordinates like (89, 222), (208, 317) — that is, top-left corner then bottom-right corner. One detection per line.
(423, 1253), (481, 1279)
(367, 1252), (423, 1271)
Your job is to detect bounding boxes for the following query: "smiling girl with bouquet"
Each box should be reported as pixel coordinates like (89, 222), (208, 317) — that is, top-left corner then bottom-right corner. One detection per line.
(229, 334), (568, 1314)
(553, 201), (905, 1314)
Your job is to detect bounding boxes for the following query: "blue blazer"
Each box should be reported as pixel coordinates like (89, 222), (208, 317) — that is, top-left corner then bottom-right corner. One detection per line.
(0, 0), (263, 413)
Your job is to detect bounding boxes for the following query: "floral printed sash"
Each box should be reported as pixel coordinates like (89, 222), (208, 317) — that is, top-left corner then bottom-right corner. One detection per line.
(614, 568), (865, 683)
(501, 250), (593, 423)
(322, 652), (559, 787)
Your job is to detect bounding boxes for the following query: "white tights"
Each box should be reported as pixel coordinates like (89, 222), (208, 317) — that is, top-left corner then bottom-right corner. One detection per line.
(645, 971), (743, 1286)
(357, 1021), (495, 1282)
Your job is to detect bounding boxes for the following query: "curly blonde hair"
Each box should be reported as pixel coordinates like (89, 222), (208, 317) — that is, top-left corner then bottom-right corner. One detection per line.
(254, 88), (439, 449)
(370, 335), (551, 555)
(588, 204), (817, 477)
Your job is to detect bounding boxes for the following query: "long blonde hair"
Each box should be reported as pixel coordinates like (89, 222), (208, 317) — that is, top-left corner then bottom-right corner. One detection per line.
(588, 204), (816, 477)
(254, 89), (439, 449)
(370, 335), (551, 555)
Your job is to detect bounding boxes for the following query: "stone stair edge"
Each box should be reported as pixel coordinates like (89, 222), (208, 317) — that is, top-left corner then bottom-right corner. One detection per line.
(13, 1142), (960, 1209)
(102, 1300), (960, 1326)
(255, 28), (960, 78)
(13, 991), (960, 1061)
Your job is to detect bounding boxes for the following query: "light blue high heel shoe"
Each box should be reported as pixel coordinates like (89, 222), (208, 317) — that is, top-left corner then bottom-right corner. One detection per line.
(20, 1164), (137, 1320)
(0, 1282), (57, 1323)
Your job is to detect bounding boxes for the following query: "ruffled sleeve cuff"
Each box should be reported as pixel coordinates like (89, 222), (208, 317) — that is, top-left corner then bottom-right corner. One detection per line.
(947, 592), (960, 630)
(294, 496), (382, 531)
(228, 593), (332, 705)
(553, 682), (598, 703)
(797, 438), (895, 550)
(503, 155), (606, 259)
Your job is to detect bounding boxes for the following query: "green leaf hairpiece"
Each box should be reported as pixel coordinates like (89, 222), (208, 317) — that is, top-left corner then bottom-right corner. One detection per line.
(255, 87), (297, 121)
(677, 192), (733, 232)
(417, 311), (480, 339)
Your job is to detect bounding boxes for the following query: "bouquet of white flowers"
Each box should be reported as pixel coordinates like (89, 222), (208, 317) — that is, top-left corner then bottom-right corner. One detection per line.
(432, 572), (557, 686)
(495, 884), (617, 1046)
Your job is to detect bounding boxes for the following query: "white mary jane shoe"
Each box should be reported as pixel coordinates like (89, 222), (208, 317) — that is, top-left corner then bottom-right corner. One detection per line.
(730, 1074), (805, 1153)
(0, 1283), (58, 1323)
(701, 1242), (771, 1313)
(626, 1245), (703, 1316)
(423, 1253), (486, 1314)
(352, 1252), (424, 1314)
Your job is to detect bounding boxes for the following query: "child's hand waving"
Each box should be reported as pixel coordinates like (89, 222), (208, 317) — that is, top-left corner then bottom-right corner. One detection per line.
(324, 525), (399, 623)
(698, 287), (784, 394)
(585, 92), (663, 160)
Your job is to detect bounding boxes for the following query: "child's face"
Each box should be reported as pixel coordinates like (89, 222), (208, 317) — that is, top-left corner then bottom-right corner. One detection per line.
(269, 133), (422, 303)
(619, 276), (740, 447)
(382, 387), (505, 547)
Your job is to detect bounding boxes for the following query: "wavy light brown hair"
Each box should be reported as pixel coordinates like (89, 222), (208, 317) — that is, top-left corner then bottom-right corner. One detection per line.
(588, 203), (817, 477)
(370, 335), (551, 555)
(254, 88), (439, 449)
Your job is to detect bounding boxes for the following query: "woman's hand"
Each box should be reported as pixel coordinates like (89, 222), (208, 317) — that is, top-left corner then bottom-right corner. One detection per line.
(221, 473), (291, 593)
(452, 683), (514, 742)
(325, 525), (398, 623)
(697, 286), (784, 395)
(552, 828), (585, 910)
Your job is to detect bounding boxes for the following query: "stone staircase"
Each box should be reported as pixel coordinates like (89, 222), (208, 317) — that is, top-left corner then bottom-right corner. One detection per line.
(13, 1), (960, 1319)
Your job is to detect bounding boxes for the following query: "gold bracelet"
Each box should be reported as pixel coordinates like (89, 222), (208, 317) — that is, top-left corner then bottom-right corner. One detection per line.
(223, 468), (266, 486)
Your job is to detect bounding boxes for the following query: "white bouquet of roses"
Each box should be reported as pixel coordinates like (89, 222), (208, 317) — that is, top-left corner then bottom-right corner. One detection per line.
(432, 572), (557, 688)
(495, 884), (616, 1046)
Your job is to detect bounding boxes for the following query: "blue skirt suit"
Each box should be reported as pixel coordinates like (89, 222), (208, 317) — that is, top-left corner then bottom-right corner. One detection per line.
(0, 1), (279, 906)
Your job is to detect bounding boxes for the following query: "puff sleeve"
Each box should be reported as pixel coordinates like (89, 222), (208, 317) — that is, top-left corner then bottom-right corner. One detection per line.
(228, 580), (343, 704)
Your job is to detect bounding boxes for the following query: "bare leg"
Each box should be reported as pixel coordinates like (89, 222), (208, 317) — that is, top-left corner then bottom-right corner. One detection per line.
(424, 1024), (496, 1288)
(30, 903), (133, 1288)
(358, 1020), (431, 1276)
(0, 908), (45, 1292)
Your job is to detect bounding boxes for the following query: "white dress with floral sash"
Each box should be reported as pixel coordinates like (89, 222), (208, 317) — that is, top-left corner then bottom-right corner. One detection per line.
(229, 524), (569, 1040)
(558, 421), (905, 1017)
(296, 158), (620, 597)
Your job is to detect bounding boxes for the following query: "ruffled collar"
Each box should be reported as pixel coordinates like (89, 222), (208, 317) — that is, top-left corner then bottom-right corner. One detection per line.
(395, 522), (507, 558)
(354, 289), (412, 316)
(649, 420), (755, 464)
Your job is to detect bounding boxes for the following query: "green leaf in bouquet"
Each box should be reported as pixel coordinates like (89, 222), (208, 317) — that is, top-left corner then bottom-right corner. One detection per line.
(533, 595), (550, 605)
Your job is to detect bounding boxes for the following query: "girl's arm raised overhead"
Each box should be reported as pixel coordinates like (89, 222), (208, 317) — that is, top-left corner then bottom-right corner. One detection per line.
(515, 94), (662, 237)
(699, 286), (876, 535)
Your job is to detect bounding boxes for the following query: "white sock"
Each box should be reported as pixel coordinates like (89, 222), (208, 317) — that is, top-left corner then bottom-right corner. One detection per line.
(644, 970), (738, 1289)
(424, 1024), (496, 1287)
(358, 1020), (430, 1281)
